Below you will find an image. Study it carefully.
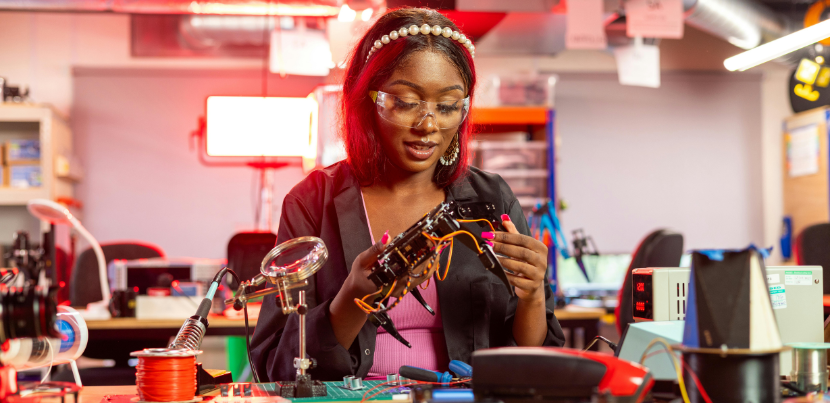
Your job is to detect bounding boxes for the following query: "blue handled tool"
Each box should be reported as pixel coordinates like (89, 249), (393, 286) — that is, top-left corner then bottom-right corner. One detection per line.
(448, 360), (472, 378)
(399, 366), (452, 384)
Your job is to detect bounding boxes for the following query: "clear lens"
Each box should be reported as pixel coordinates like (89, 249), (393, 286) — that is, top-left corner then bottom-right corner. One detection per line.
(374, 91), (469, 129)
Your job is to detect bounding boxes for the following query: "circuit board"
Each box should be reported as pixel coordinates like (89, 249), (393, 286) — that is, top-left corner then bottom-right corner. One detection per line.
(289, 380), (404, 402)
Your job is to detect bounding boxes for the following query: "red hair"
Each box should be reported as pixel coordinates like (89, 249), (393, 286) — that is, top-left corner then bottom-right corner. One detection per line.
(340, 7), (476, 188)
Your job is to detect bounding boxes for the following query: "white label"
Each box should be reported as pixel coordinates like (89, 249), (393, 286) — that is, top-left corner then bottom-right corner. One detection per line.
(613, 38), (661, 88)
(785, 270), (813, 286)
(565, 0), (607, 50)
(767, 274), (780, 284)
(626, 0), (684, 39)
(769, 285), (787, 310)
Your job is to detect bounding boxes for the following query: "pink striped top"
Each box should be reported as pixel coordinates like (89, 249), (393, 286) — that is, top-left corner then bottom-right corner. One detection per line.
(361, 192), (450, 376)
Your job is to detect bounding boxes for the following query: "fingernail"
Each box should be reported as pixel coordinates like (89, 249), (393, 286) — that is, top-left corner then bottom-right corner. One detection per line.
(485, 240), (494, 247)
(381, 230), (390, 244)
(481, 231), (495, 240)
(501, 214), (511, 222)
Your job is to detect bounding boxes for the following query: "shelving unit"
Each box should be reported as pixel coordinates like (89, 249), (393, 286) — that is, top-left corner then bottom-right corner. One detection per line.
(472, 106), (556, 213)
(472, 105), (558, 282)
(0, 104), (77, 242)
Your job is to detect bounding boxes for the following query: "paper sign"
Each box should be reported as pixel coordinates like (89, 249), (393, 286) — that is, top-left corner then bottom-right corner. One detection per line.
(786, 124), (820, 177)
(566, 0), (607, 50)
(626, 0), (684, 39)
(767, 274), (780, 284)
(769, 285), (787, 310)
(613, 38), (661, 88)
(785, 270), (813, 286)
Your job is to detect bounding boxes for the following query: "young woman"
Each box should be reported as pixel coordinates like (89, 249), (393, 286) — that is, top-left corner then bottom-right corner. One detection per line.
(251, 7), (565, 382)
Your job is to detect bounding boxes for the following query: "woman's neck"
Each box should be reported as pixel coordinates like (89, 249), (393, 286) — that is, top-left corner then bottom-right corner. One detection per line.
(365, 163), (442, 196)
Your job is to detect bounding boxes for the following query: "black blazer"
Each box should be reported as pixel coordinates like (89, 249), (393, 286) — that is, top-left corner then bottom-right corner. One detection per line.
(250, 162), (566, 382)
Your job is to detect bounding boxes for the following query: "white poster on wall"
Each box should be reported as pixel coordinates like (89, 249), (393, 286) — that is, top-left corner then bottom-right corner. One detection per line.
(787, 124), (820, 177)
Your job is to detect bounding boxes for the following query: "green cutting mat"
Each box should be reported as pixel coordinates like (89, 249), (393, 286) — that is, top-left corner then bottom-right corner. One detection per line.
(289, 380), (403, 402)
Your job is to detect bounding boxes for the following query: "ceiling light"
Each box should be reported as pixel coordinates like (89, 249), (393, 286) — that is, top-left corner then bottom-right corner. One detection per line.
(361, 8), (373, 22)
(725, 18), (830, 71)
(338, 5), (356, 22)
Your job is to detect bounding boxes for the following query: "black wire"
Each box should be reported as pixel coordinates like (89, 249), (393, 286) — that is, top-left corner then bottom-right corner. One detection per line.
(243, 299), (261, 383)
(213, 268), (262, 383)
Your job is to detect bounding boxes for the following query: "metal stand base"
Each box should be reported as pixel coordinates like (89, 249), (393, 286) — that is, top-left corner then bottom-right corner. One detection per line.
(279, 375), (327, 398)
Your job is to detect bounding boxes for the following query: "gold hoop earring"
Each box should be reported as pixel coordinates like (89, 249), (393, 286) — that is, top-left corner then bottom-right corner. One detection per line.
(439, 134), (459, 166)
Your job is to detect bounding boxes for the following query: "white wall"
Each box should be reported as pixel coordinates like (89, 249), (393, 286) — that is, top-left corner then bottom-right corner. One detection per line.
(72, 68), (323, 258)
(555, 72), (764, 253)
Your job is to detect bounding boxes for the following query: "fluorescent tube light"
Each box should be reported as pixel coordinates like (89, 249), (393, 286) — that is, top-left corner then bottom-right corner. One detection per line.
(724, 18), (830, 72)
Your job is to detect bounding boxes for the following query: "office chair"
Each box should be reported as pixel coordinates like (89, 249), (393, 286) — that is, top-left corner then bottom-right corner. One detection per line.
(226, 232), (277, 289)
(615, 229), (684, 335)
(796, 223), (830, 294)
(69, 242), (165, 307)
(58, 241), (166, 386)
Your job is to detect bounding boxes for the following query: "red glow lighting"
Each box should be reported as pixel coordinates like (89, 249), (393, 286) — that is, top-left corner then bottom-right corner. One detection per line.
(636, 282), (645, 292)
(133, 286), (140, 293)
(636, 302), (645, 312)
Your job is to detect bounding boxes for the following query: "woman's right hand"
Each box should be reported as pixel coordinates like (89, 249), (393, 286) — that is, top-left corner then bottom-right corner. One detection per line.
(343, 232), (392, 303)
(329, 232), (391, 349)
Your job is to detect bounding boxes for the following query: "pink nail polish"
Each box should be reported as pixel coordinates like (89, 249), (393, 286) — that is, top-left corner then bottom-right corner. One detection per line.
(481, 231), (495, 240)
(485, 240), (494, 247)
(501, 214), (511, 222)
(381, 230), (390, 244)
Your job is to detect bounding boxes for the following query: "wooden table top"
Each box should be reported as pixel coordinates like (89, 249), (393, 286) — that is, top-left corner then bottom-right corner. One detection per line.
(77, 385), (136, 403)
(84, 306), (605, 330)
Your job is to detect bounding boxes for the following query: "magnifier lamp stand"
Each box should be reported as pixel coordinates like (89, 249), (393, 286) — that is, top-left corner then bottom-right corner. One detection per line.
(272, 282), (326, 397)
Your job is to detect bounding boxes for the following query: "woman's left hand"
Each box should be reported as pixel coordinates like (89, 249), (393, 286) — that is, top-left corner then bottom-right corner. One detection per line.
(483, 216), (548, 302)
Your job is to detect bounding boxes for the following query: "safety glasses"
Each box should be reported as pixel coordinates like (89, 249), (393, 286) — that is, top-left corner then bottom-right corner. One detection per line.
(370, 90), (470, 129)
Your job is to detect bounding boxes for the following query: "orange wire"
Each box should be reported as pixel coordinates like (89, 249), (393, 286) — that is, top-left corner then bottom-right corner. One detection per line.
(136, 356), (196, 402)
(458, 218), (496, 233)
(356, 229), (483, 313)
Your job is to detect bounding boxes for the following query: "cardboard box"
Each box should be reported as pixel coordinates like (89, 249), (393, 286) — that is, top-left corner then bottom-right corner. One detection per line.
(6, 140), (40, 165)
(9, 164), (41, 188)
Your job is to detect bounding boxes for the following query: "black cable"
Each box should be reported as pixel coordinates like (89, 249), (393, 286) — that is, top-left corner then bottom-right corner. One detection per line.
(243, 299), (261, 383)
(212, 268), (262, 383)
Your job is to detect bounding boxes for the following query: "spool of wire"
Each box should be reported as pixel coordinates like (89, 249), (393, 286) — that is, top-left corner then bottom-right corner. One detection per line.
(131, 348), (202, 402)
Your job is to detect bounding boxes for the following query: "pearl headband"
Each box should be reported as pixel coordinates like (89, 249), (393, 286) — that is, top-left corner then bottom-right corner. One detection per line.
(366, 23), (475, 62)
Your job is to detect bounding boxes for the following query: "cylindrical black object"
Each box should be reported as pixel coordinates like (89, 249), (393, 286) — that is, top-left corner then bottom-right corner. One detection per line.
(683, 350), (780, 403)
(0, 286), (59, 342)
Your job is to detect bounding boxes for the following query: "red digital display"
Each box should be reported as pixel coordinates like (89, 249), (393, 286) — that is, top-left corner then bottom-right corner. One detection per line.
(635, 302), (645, 312)
(636, 282), (645, 292)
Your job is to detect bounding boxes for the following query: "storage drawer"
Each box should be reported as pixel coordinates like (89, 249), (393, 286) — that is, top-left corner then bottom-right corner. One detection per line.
(474, 140), (547, 170)
(494, 169), (548, 199)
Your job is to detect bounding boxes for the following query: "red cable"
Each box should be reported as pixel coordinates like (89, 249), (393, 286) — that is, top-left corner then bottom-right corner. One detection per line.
(680, 356), (712, 403)
(136, 356), (196, 402)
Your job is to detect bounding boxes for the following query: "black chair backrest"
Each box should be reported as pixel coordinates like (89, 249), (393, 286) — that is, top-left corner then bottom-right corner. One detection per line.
(797, 223), (830, 294)
(70, 243), (164, 307)
(616, 229), (684, 334)
(227, 232), (277, 289)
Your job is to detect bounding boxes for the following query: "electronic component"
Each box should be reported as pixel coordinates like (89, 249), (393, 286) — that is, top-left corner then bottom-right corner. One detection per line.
(472, 347), (653, 402)
(366, 201), (513, 305)
(631, 265), (824, 376)
(109, 257), (225, 295)
(340, 376), (365, 391)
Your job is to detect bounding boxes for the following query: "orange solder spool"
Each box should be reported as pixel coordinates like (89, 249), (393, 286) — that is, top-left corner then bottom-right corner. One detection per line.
(131, 348), (202, 402)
